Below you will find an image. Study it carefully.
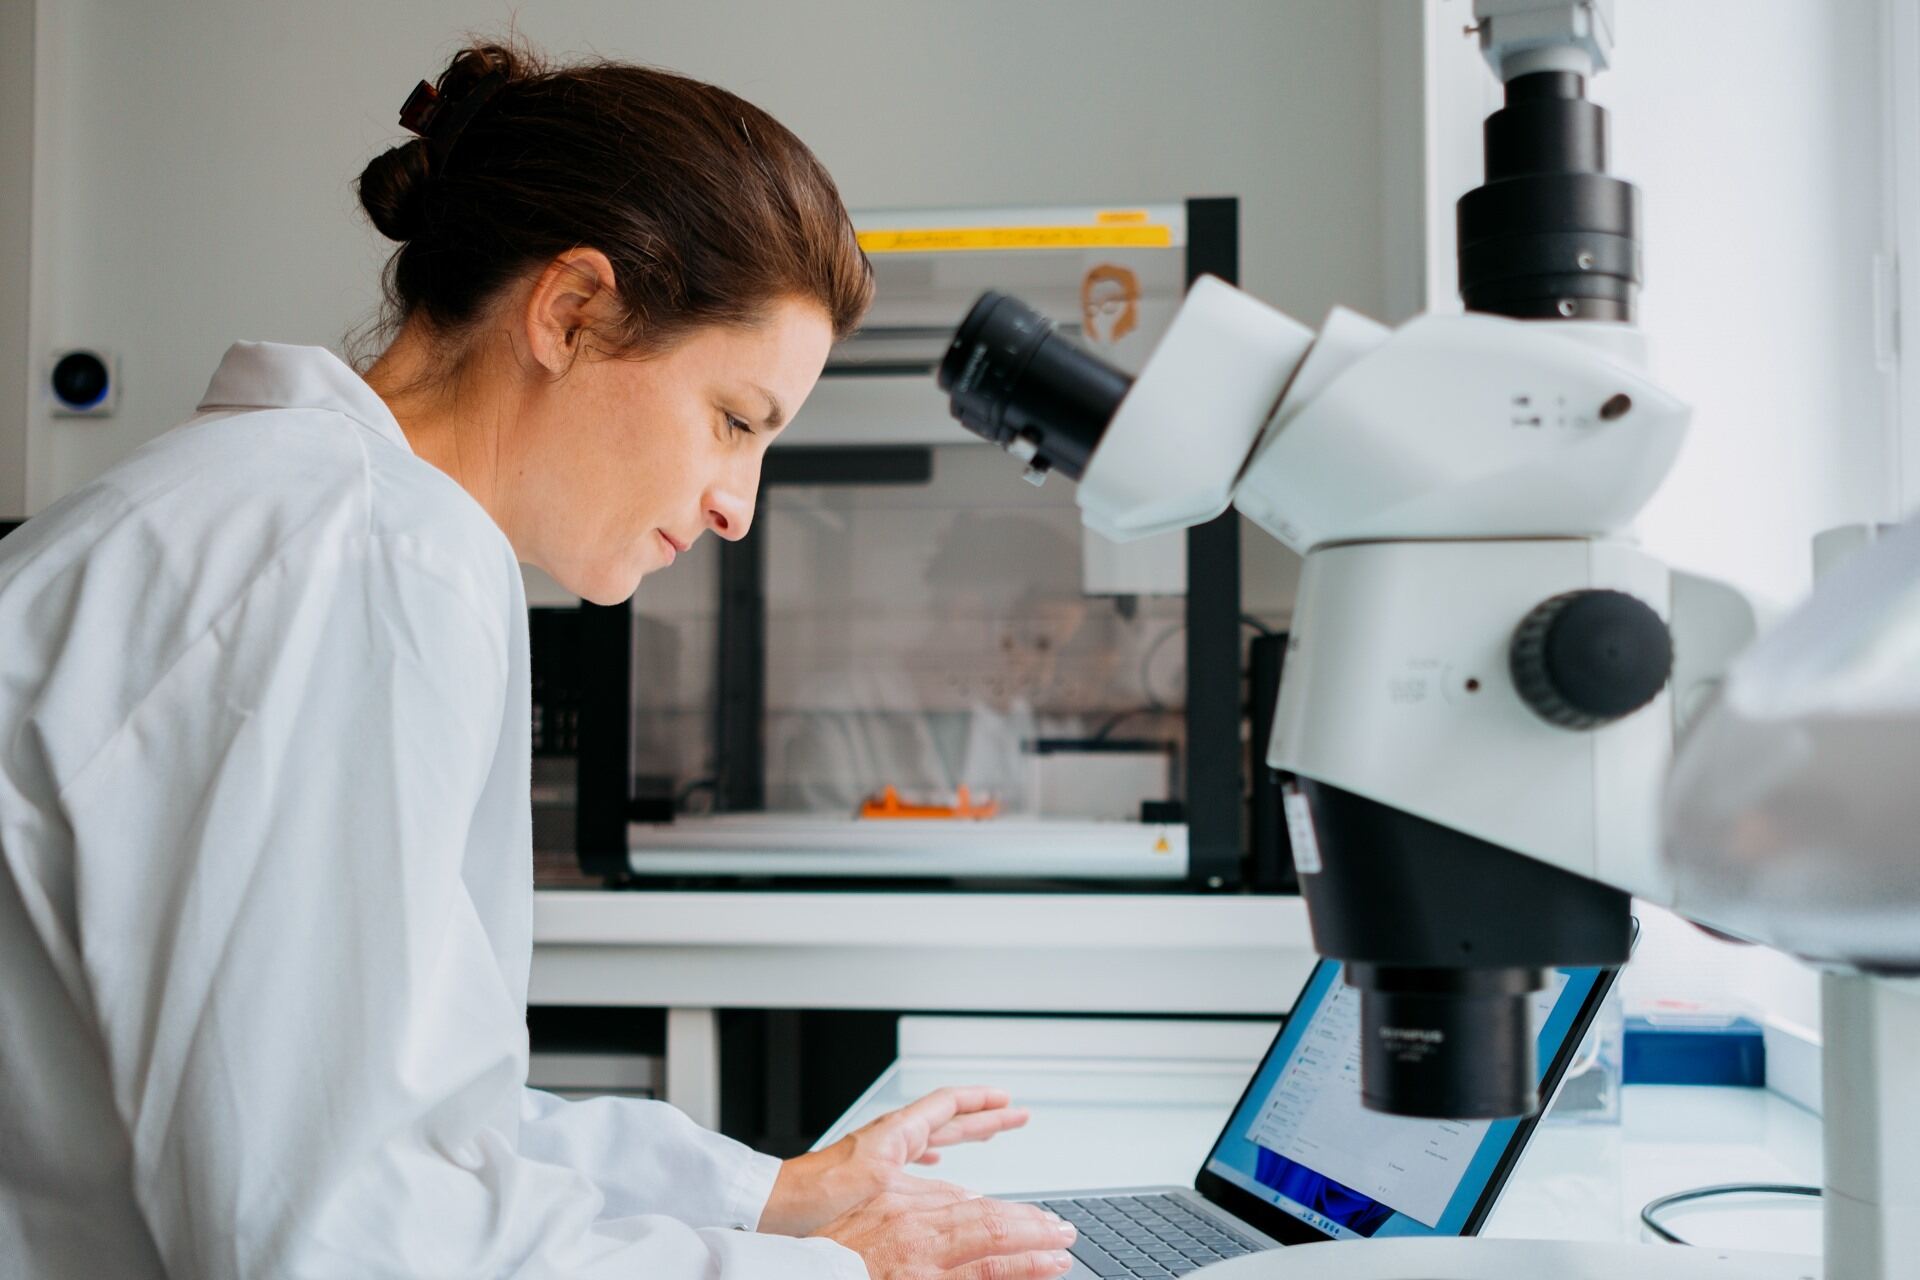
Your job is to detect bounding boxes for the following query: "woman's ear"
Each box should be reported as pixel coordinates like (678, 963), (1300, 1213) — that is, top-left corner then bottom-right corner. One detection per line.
(523, 248), (620, 375)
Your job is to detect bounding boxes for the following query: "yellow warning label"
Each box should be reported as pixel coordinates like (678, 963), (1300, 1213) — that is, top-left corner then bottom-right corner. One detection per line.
(1152, 835), (1171, 854)
(1096, 209), (1151, 224)
(857, 224), (1174, 254)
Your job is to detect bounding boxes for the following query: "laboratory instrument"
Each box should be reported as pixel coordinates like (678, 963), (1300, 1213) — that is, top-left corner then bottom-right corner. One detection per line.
(547, 202), (1292, 890)
(941, 0), (1912, 1274)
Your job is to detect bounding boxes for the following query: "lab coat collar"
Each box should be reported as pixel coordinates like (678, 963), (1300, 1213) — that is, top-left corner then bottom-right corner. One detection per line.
(197, 342), (413, 454)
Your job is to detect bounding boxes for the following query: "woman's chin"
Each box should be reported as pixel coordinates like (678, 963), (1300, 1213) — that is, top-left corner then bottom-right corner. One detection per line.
(557, 559), (649, 606)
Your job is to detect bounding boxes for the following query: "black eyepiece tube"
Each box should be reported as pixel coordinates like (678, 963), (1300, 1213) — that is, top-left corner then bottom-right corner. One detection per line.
(1456, 70), (1642, 322)
(937, 292), (1132, 483)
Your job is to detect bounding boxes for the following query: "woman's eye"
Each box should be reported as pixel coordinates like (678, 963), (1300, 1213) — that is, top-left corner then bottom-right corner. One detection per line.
(725, 412), (754, 436)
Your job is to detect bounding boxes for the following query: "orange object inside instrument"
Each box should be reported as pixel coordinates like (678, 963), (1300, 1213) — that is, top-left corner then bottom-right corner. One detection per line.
(858, 785), (1001, 820)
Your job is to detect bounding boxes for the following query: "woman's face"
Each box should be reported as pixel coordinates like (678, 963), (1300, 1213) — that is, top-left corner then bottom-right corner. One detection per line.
(510, 296), (835, 604)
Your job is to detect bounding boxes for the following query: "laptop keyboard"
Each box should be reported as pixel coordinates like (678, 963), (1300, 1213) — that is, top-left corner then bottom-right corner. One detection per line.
(1034, 1195), (1260, 1277)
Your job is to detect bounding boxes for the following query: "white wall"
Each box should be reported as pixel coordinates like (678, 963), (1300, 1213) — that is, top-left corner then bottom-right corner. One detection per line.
(1609, 1), (1900, 612)
(1889, 0), (1920, 513)
(19, 0), (1390, 513)
(0, 0), (33, 518)
(1424, 0), (1900, 613)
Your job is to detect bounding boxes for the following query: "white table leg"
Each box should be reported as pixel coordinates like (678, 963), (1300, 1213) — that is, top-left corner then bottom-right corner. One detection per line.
(666, 1006), (722, 1131)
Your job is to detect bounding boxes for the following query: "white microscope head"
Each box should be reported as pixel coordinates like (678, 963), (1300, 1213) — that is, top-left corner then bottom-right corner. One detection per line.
(940, 274), (1690, 557)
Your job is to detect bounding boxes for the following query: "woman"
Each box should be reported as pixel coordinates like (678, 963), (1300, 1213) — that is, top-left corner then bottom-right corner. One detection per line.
(0, 43), (1079, 1280)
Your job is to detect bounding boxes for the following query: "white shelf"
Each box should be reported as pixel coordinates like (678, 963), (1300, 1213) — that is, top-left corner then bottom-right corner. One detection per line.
(529, 890), (1316, 1014)
(534, 889), (1308, 950)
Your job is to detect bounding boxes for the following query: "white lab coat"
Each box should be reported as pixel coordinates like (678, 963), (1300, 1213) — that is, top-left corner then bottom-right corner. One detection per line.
(0, 343), (865, 1279)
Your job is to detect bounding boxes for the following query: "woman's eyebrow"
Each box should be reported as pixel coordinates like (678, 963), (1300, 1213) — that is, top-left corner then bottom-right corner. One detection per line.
(748, 383), (786, 430)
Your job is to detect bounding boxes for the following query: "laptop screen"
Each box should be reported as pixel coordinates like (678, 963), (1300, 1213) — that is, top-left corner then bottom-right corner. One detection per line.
(1199, 959), (1608, 1241)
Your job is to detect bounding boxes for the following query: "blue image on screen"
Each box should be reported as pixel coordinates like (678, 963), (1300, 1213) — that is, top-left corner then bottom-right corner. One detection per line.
(1204, 960), (1603, 1241)
(1250, 1148), (1397, 1237)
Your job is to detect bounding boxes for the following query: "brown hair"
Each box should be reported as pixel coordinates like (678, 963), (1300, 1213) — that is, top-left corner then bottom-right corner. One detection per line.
(356, 42), (873, 360)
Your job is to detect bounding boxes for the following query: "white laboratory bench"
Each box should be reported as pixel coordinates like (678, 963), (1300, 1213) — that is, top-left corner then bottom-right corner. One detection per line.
(818, 1017), (1825, 1259)
(529, 889), (1318, 1128)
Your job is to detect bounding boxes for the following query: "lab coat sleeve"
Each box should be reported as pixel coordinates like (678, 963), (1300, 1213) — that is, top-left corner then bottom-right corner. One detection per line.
(518, 1087), (787, 1228)
(59, 538), (866, 1280)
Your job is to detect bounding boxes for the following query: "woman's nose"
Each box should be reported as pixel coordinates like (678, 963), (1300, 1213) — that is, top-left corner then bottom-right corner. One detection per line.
(704, 483), (755, 542)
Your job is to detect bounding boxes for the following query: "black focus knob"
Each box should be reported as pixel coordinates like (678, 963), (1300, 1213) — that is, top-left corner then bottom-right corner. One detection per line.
(1510, 590), (1672, 730)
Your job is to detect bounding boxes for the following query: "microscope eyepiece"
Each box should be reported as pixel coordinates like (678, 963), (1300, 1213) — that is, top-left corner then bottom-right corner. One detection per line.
(1348, 965), (1543, 1119)
(937, 291), (1133, 483)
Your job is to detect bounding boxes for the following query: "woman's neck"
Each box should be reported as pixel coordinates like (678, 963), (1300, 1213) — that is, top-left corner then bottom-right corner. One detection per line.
(364, 321), (517, 541)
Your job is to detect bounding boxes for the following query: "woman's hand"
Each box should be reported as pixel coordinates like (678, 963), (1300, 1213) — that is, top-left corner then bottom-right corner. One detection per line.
(814, 1186), (1078, 1280)
(757, 1086), (1031, 1236)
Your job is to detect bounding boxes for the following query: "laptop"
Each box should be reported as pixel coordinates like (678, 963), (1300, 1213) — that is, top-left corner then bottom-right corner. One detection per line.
(1010, 956), (1621, 1278)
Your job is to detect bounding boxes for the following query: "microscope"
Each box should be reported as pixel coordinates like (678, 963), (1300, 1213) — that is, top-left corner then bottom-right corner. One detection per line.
(937, 1), (1918, 1275)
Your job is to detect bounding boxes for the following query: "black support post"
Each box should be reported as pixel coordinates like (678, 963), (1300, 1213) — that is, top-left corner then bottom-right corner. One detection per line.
(714, 530), (768, 814)
(1182, 196), (1247, 889)
(574, 600), (633, 879)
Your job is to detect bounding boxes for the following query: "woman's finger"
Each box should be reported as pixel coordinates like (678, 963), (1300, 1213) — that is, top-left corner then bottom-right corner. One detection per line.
(942, 1249), (1077, 1280)
(894, 1085), (1013, 1133)
(927, 1107), (1030, 1147)
(928, 1198), (1077, 1270)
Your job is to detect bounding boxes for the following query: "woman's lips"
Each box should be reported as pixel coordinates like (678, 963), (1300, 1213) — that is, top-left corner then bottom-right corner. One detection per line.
(656, 529), (679, 564)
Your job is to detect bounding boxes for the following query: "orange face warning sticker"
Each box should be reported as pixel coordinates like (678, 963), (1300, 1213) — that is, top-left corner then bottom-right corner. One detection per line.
(856, 224), (1174, 254)
(1082, 263), (1141, 344)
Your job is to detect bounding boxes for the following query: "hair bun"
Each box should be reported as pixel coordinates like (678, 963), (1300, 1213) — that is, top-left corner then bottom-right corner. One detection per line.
(359, 44), (526, 244)
(357, 139), (433, 243)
